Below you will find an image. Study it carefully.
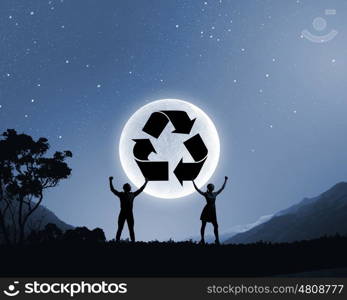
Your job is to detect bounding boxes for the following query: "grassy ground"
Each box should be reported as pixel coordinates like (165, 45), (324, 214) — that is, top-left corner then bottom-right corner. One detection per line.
(1, 236), (347, 277)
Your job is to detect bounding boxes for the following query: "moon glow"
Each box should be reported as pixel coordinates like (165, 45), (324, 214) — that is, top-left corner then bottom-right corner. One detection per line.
(119, 99), (220, 199)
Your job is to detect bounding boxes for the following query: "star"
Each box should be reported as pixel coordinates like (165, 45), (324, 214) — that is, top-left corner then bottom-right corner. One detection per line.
(58, 135), (63, 139)
(331, 59), (336, 63)
(97, 84), (101, 88)
(30, 11), (35, 16)
(31, 99), (35, 103)
(175, 24), (179, 28)
(265, 73), (270, 78)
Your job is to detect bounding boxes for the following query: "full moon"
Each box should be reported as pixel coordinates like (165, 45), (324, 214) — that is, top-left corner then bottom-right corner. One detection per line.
(119, 99), (220, 199)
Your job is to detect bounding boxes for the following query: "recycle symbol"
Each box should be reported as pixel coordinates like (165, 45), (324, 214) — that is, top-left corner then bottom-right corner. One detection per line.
(132, 110), (208, 185)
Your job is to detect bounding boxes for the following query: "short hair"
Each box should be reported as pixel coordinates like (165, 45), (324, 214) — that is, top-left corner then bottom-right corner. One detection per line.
(123, 183), (131, 192)
(207, 184), (214, 191)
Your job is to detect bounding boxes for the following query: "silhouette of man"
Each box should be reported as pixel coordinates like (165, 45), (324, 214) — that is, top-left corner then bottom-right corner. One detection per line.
(109, 176), (148, 242)
(193, 176), (228, 245)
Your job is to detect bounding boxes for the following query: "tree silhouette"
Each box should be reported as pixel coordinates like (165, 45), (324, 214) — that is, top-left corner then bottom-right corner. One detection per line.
(0, 129), (72, 244)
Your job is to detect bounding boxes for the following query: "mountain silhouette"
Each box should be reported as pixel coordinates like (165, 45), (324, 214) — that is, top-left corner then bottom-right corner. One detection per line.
(0, 196), (73, 244)
(226, 182), (347, 244)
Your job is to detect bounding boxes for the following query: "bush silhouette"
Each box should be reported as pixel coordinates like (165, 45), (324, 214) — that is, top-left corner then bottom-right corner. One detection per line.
(27, 223), (63, 243)
(63, 227), (106, 243)
(27, 224), (106, 244)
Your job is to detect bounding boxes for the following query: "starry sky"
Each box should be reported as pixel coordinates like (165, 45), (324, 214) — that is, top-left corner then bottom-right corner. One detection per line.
(1, 0), (347, 241)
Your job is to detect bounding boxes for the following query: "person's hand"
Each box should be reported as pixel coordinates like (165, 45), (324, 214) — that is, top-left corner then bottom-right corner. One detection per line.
(225, 176), (228, 181)
(109, 176), (114, 181)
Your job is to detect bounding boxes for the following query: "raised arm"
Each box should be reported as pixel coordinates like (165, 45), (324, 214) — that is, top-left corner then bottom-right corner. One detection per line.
(193, 181), (205, 196)
(215, 176), (228, 195)
(133, 178), (148, 197)
(109, 176), (121, 197)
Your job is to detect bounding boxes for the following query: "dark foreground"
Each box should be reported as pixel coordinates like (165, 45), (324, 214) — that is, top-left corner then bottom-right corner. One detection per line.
(1, 236), (347, 277)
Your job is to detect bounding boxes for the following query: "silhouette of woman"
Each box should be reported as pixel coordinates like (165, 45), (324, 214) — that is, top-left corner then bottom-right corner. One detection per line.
(193, 176), (228, 245)
(109, 176), (148, 242)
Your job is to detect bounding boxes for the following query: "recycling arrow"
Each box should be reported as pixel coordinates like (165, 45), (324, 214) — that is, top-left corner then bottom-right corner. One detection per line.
(174, 134), (208, 185)
(132, 139), (168, 181)
(161, 111), (196, 134)
(142, 112), (169, 139)
(174, 157), (207, 186)
(142, 110), (196, 138)
(183, 134), (208, 162)
(133, 139), (156, 160)
(135, 160), (168, 181)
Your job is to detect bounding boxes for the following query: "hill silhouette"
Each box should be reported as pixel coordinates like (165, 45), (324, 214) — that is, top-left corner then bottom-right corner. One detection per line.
(226, 182), (347, 244)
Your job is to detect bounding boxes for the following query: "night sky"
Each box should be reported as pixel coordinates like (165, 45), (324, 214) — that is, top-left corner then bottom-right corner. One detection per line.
(1, 0), (347, 241)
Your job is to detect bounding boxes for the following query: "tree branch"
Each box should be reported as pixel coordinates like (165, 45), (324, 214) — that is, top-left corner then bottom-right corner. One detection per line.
(22, 192), (43, 231)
